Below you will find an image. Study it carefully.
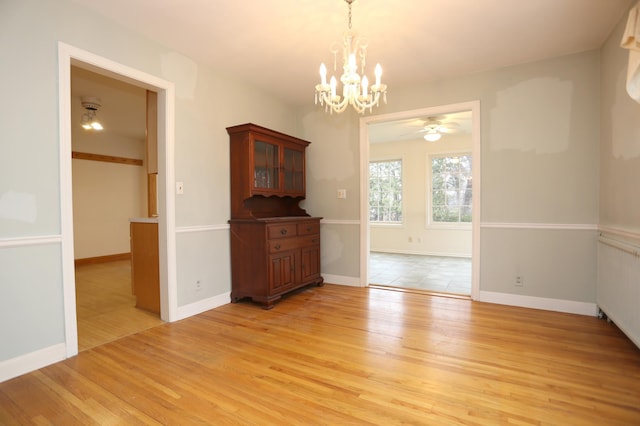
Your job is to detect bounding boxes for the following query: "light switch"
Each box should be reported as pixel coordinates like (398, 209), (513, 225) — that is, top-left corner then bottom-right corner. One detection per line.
(337, 189), (347, 199)
(176, 182), (184, 195)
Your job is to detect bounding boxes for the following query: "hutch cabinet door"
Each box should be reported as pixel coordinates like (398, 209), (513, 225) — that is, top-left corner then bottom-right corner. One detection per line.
(300, 245), (321, 283)
(283, 147), (305, 194)
(253, 140), (280, 191)
(269, 251), (297, 292)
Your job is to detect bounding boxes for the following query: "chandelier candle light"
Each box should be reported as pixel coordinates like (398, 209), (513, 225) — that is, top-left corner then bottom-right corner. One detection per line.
(315, 0), (387, 114)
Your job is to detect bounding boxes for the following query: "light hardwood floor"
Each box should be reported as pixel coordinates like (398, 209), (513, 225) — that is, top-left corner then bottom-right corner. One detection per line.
(75, 260), (162, 351)
(2, 284), (639, 425)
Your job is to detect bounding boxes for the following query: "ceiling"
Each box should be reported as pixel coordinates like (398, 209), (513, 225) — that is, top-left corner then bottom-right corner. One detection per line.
(72, 66), (147, 142)
(368, 111), (472, 144)
(69, 0), (632, 142)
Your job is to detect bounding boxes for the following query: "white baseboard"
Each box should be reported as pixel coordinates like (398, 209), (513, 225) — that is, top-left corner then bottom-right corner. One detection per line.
(174, 292), (230, 321)
(478, 291), (598, 316)
(371, 249), (471, 258)
(322, 274), (363, 287)
(0, 343), (66, 383)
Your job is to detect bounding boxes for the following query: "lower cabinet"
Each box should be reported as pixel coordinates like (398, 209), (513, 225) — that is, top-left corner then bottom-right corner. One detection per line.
(130, 220), (160, 314)
(230, 217), (323, 309)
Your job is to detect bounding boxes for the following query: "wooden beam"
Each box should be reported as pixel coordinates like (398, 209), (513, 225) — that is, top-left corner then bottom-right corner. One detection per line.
(72, 151), (143, 166)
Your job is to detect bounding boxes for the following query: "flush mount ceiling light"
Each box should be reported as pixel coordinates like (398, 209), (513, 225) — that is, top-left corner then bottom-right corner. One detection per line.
(315, 0), (387, 114)
(80, 96), (104, 131)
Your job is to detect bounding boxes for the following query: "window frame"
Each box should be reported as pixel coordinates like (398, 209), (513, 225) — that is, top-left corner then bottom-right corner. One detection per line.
(426, 151), (473, 230)
(368, 157), (404, 227)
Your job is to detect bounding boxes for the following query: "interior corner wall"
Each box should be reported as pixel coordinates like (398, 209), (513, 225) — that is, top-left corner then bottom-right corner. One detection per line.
(596, 4), (640, 348)
(599, 8), (640, 233)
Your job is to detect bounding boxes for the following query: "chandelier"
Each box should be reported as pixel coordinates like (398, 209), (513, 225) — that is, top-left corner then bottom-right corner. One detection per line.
(315, 0), (387, 114)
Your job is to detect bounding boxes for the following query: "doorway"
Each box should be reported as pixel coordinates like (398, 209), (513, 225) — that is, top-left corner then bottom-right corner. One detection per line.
(70, 66), (162, 350)
(359, 101), (481, 299)
(58, 42), (176, 358)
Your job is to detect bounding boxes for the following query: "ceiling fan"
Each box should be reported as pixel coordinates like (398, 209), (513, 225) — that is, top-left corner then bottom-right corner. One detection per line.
(411, 117), (459, 141)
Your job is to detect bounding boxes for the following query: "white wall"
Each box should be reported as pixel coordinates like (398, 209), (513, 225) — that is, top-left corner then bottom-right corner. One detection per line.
(369, 134), (472, 257)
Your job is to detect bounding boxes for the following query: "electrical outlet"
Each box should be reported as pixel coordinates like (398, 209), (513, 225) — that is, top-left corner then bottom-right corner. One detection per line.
(337, 189), (347, 199)
(195, 280), (202, 291)
(515, 276), (524, 287)
(176, 182), (184, 195)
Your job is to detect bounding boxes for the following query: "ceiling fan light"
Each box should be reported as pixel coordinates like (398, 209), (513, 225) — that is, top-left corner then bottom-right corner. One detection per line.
(424, 132), (441, 142)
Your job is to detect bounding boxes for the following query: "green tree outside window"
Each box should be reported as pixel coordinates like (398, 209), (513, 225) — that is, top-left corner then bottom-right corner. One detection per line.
(369, 160), (402, 223)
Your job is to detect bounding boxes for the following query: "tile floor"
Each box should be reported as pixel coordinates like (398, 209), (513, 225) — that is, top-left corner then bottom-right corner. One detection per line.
(369, 252), (471, 295)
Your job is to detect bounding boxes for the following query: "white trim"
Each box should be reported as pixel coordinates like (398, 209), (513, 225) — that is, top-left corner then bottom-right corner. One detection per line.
(58, 44), (78, 358)
(478, 291), (598, 316)
(480, 222), (598, 230)
(58, 43), (177, 361)
(599, 225), (640, 243)
(322, 274), (363, 287)
(0, 344), (66, 383)
(174, 292), (230, 321)
(369, 222), (404, 228)
(320, 219), (360, 225)
(176, 224), (230, 233)
(0, 235), (62, 248)
(371, 249), (471, 258)
(360, 101), (482, 301)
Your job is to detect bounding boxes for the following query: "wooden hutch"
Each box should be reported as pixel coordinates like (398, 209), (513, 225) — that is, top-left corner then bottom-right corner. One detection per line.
(227, 123), (323, 309)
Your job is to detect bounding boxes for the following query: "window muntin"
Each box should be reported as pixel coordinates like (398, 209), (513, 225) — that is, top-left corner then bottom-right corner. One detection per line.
(369, 159), (402, 223)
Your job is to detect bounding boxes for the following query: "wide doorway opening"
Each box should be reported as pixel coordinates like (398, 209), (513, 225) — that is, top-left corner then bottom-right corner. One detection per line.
(360, 102), (480, 298)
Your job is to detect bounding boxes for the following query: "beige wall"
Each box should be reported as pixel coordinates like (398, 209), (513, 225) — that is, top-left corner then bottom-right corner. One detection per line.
(0, 0), (298, 363)
(71, 68), (147, 259)
(301, 49), (601, 304)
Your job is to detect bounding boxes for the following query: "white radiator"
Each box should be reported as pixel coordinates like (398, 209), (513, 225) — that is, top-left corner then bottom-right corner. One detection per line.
(597, 234), (640, 349)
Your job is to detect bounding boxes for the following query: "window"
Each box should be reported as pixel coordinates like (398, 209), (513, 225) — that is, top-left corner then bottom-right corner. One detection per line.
(369, 159), (402, 223)
(430, 154), (472, 224)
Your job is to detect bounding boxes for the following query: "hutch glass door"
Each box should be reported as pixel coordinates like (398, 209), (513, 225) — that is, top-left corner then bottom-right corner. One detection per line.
(283, 148), (304, 192)
(254, 140), (279, 190)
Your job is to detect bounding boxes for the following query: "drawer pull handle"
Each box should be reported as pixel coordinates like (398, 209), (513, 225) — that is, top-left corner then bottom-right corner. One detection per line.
(280, 229), (288, 235)
(306, 227), (312, 232)
(275, 244), (281, 250)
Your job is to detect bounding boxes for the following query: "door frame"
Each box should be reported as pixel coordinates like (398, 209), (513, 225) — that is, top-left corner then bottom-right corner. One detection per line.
(358, 101), (481, 299)
(58, 42), (177, 357)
